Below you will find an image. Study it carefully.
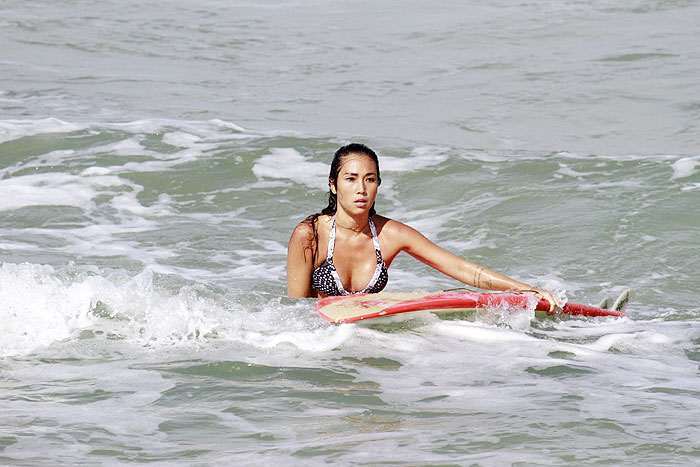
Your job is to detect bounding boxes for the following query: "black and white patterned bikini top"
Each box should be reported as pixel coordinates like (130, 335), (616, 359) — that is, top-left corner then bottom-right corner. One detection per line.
(311, 216), (388, 296)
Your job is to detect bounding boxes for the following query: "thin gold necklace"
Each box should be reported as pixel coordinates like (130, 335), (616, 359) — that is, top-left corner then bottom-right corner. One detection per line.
(335, 220), (369, 233)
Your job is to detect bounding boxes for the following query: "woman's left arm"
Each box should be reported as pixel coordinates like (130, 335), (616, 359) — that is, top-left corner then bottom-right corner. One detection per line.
(390, 221), (560, 310)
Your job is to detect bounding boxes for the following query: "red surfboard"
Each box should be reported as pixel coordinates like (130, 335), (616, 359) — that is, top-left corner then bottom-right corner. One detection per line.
(316, 290), (628, 324)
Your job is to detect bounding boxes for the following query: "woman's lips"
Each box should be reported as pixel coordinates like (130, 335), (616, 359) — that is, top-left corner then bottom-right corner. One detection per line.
(354, 199), (368, 208)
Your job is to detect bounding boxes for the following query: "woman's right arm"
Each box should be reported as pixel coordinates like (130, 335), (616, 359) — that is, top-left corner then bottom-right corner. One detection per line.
(286, 222), (315, 298)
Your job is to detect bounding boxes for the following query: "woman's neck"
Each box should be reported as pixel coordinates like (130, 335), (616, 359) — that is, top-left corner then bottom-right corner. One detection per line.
(334, 211), (370, 233)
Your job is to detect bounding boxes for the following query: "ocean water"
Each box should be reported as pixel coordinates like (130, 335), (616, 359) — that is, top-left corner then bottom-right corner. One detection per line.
(1, 1), (699, 465)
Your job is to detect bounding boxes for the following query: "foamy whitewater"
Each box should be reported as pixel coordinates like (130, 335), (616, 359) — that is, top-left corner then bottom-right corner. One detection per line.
(1, 1), (699, 465)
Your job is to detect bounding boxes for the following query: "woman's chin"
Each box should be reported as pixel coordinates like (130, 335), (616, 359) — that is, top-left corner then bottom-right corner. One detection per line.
(338, 204), (371, 217)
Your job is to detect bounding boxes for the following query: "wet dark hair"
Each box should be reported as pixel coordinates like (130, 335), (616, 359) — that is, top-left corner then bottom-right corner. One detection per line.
(304, 143), (381, 265)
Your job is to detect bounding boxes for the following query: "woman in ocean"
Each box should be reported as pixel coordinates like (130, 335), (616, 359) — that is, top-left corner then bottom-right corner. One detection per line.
(287, 143), (560, 310)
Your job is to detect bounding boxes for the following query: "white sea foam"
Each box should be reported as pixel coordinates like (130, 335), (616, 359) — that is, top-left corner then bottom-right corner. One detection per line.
(0, 168), (180, 271)
(0, 149), (192, 270)
(0, 263), (100, 356)
(2, 360), (174, 463)
(81, 166), (112, 176)
(208, 119), (248, 133)
(49, 223), (177, 269)
(105, 119), (253, 140)
(0, 173), (101, 211)
(380, 146), (449, 172)
(670, 156), (699, 180)
(161, 130), (203, 147)
(244, 325), (355, 351)
(0, 118), (254, 146)
(0, 262), (327, 357)
(438, 227), (497, 253)
(0, 264), (223, 355)
(252, 148), (329, 190)
(556, 164), (597, 179)
(386, 207), (455, 241)
(228, 254), (286, 281)
(431, 320), (538, 342)
(251, 146), (449, 194)
(588, 330), (674, 354)
(0, 241), (38, 251)
(0, 118), (84, 143)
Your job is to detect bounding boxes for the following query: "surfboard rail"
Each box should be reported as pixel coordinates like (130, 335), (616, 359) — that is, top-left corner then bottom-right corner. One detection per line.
(316, 290), (628, 324)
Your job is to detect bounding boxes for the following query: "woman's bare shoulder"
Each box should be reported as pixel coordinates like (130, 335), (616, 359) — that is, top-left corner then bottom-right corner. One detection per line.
(290, 215), (331, 244)
(373, 216), (422, 245)
(290, 221), (313, 241)
(374, 215), (417, 234)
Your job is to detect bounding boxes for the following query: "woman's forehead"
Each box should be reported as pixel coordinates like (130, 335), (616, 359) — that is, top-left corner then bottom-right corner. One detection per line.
(338, 154), (377, 174)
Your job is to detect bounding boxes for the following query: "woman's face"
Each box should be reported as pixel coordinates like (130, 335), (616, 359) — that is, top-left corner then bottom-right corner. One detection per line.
(331, 154), (379, 217)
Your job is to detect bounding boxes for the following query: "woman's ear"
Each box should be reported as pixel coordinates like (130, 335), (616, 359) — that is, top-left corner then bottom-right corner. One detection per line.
(329, 179), (336, 194)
